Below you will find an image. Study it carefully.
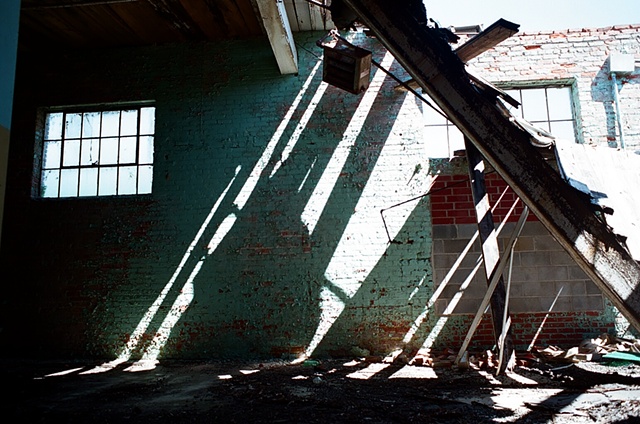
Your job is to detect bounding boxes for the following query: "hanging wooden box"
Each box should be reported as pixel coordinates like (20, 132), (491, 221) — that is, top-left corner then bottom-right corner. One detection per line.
(321, 38), (372, 94)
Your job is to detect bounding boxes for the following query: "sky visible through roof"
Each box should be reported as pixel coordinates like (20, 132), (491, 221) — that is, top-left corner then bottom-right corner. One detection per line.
(425, 0), (640, 33)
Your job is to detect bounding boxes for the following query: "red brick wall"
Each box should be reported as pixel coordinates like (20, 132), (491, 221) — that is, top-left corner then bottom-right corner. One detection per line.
(436, 312), (615, 352)
(430, 173), (533, 225)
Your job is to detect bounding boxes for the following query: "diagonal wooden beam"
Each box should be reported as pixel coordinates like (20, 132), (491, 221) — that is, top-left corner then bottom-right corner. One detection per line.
(395, 18), (520, 108)
(255, 0), (298, 75)
(343, 0), (640, 331)
(466, 137), (514, 373)
(455, 18), (519, 63)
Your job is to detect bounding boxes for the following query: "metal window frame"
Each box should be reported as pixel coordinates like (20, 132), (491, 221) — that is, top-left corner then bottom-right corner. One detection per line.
(38, 103), (155, 198)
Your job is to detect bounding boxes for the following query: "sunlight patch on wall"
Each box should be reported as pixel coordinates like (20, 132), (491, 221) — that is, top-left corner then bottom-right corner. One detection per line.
(417, 259), (483, 356)
(81, 166), (241, 374)
(299, 85), (436, 360)
(323, 85), (435, 298)
(301, 51), (395, 236)
(235, 58), (324, 210)
(295, 286), (345, 362)
(85, 59), (327, 373)
(270, 79), (328, 177)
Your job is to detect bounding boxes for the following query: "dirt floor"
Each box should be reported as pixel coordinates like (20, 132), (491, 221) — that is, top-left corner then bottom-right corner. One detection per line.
(3, 354), (640, 424)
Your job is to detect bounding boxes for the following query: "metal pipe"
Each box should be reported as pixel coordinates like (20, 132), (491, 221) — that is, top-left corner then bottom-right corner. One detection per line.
(611, 72), (626, 149)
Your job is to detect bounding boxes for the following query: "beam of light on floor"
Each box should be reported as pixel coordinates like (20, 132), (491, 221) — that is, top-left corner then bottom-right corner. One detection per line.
(43, 367), (84, 378)
(346, 362), (390, 380)
(270, 80), (328, 178)
(235, 58), (323, 210)
(389, 365), (438, 379)
(296, 87), (434, 363)
(301, 51), (395, 236)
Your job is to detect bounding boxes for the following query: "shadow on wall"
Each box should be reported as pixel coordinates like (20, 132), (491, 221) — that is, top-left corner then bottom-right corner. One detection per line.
(590, 56), (639, 149)
(85, 38), (445, 369)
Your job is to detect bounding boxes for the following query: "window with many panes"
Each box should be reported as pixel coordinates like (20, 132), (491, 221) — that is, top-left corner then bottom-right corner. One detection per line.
(39, 105), (155, 198)
(422, 85), (575, 158)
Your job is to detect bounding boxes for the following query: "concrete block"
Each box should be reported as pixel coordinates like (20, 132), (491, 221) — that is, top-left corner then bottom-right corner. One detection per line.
(538, 266), (569, 281)
(568, 266), (589, 280)
(432, 224), (458, 239)
(573, 295), (604, 311)
(519, 251), (551, 266)
(510, 266), (539, 282)
(534, 234), (563, 251)
(585, 280), (604, 295)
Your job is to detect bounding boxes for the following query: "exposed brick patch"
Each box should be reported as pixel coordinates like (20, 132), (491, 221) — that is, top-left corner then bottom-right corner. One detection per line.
(430, 173), (533, 225)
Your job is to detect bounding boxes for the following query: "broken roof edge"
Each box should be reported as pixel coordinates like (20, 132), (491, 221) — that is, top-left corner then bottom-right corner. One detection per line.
(343, 0), (640, 332)
(513, 23), (640, 37)
(553, 140), (640, 262)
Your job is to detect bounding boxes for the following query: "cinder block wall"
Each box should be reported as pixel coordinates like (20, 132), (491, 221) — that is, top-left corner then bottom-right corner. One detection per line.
(430, 171), (616, 350)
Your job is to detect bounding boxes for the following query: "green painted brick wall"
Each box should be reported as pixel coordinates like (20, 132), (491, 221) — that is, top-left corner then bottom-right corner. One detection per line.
(2, 33), (438, 360)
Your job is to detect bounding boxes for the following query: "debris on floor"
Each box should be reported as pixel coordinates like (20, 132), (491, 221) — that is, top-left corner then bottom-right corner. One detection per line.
(530, 333), (640, 364)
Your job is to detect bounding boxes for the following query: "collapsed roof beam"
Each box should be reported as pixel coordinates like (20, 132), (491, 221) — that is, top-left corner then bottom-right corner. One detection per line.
(255, 0), (298, 75)
(344, 0), (640, 331)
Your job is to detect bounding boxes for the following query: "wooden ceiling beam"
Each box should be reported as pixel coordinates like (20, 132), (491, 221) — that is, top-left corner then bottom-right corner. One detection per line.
(255, 0), (298, 75)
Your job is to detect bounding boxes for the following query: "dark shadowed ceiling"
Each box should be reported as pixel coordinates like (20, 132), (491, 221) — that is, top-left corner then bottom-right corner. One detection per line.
(18, 0), (335, 51)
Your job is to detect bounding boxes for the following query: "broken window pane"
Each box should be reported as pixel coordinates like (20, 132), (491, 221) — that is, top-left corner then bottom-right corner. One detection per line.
(45, 113), (63, 140)
(79, 168), (99, 197)
(118, 166), (137, 195)
(60, 168), (79, 197)
(41, 169), (60, 198)
(101, 111), (120, 137)
(80, 138), (100, 166)
(83, 112), (101, 138)
(120, 110), (138, 136)
(521, 89), (548, 122)
(547, 87), (573, 121)
(100, 137), (119, 165)
(98, 167), (117, 196)
(65, 113), (82, 139)
(43, 140), (62, 169)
